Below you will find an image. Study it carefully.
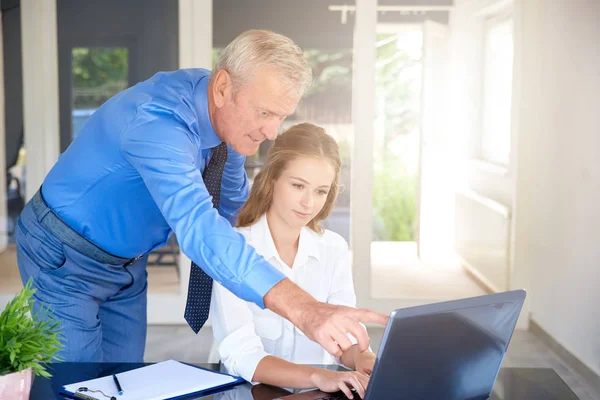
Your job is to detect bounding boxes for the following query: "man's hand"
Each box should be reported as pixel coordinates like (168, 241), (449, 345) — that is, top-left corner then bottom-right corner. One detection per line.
(294, 302), (386, 356)
(264, 279), (388, 356)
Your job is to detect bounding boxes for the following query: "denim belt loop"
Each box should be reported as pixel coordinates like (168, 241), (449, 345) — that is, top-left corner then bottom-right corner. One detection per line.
(31, 188), (52, 222)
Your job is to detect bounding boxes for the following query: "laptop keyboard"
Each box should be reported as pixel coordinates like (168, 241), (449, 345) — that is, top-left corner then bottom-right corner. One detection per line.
(316, 388), (357, 400)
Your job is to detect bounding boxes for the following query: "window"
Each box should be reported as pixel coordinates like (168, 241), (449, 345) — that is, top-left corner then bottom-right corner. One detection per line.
(71, 47), (129, 139)
(372, 27), (422, 242)
(480, 14), (513, 166)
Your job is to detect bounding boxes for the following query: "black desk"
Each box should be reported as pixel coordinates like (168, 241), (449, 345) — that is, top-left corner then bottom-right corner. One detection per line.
(30, 363), (579, 400)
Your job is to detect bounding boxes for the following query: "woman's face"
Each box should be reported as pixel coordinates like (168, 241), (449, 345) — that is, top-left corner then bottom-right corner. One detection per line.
(269, 156), (335, 231)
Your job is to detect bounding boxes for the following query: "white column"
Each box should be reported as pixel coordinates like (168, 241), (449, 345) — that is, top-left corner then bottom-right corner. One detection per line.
(178, 0), (213, 69)
(351, 0), (377, 306)
(0, 11), (8, 250)
(177, 0), (213, 291)
(509, 0), (534, 330)
(20, 0), (60, 201)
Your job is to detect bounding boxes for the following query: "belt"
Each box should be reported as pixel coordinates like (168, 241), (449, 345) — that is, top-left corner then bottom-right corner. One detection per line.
(31, 189), (143, 266)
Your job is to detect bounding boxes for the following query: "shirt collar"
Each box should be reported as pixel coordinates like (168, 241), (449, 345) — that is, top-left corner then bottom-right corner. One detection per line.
(251, 214), (321, 267)
(193, 69), (222, 150)
(296, 224), (321, 265)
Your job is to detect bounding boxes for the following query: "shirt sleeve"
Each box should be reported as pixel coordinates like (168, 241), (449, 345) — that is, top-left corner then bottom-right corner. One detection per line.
(120, 102), (285, 307)
(211, 281), (270, 383)
(218, 145), (249, 226)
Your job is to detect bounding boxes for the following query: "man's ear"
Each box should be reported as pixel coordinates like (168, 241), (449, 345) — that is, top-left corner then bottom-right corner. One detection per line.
(212, 69), (232, 108)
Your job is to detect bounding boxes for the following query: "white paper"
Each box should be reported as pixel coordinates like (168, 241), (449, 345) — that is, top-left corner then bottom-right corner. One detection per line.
(63, 360), (239, 400)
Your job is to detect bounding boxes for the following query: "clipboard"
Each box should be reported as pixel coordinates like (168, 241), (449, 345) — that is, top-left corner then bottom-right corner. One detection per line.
(60, 360), (245, 400)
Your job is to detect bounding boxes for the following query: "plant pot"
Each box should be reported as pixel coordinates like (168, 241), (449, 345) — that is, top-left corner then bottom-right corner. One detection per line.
(0, 368), (33, 400)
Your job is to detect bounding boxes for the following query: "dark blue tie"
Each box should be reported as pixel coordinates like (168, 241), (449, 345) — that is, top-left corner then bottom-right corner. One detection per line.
(185, 142), (228, 333)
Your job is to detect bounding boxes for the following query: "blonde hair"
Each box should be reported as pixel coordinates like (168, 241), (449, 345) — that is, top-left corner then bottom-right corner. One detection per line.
(237, 123), (341, 233)
(212, 30), (313, 97)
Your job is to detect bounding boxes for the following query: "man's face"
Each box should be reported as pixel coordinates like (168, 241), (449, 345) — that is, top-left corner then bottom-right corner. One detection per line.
(213, 66), (302, 156)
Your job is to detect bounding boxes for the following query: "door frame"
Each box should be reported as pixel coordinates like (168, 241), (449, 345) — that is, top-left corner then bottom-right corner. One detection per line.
(351, 1), (453, 317)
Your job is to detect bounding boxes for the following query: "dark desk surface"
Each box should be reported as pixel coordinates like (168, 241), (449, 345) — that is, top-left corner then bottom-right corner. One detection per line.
(31, 363), (579, 400)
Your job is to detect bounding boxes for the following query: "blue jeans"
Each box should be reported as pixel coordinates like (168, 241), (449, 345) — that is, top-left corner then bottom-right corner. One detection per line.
(15, 190), (149, 362)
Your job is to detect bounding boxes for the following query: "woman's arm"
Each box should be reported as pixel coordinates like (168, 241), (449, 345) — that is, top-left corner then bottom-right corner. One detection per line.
(252, 355), (321, 388)
(340, 345), (359, 370)
(212, 263), (369, 398)
(253, 356), (369, 399)
(211, 281), (272, 383)
(340, 345), (377, 376)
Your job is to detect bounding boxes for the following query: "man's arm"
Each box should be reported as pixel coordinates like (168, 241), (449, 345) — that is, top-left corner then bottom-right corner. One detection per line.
(265, 238), (387, 356)
(218, 144), (249, 225)
(121, 103), (284, 307)
(122, 103), (386, 353)
(264, 279), (388, 356)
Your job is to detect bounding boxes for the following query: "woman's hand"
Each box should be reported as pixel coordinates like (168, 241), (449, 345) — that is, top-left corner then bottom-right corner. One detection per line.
(310, 369), (370, 399)
(354, 350), (377, 376)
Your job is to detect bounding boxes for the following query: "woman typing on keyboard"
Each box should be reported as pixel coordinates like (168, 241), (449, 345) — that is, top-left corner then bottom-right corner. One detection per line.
(211, 123), (375, 399)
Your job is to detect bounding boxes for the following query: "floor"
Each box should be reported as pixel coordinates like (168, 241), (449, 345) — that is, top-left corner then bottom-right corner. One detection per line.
(0, 246), (21, 294)
(370, 241), (487, 300)
(145, 325), (600, 400)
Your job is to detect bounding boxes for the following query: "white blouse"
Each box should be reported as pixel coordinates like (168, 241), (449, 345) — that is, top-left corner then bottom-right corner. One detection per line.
(210, 214), (357, 383)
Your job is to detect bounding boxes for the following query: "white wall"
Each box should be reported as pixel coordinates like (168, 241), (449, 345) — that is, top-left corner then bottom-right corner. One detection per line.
(514, 0), (600, 376)
(450, 0), (600, 375)
(449, 0), (516, 294)
(449, 0), (514, 209)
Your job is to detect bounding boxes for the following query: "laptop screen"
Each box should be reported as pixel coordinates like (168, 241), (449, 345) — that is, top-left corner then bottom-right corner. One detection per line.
(366, 292), (524, 400)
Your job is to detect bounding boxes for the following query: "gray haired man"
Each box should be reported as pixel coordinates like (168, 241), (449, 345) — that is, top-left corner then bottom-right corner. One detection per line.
(16, 30), (387, 362)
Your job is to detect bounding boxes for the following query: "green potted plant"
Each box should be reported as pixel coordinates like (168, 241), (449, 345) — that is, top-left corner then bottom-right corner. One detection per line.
(0, 278), (62, 399)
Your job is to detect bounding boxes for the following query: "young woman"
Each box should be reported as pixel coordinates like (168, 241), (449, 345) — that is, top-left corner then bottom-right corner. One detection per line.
(211, 123), (376, 399)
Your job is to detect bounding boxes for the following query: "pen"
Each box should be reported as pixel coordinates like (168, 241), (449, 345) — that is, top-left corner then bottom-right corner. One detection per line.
(113, 374), (124, 396)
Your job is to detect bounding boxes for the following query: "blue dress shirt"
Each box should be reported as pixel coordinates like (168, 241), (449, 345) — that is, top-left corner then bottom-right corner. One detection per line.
(42, 69), (285, 308)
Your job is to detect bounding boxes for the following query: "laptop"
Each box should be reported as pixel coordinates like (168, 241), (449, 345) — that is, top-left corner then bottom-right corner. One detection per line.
(277, 290), (526, 400)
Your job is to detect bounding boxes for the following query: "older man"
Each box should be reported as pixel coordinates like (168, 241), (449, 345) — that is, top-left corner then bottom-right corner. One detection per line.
(16, 30), (386, 362)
